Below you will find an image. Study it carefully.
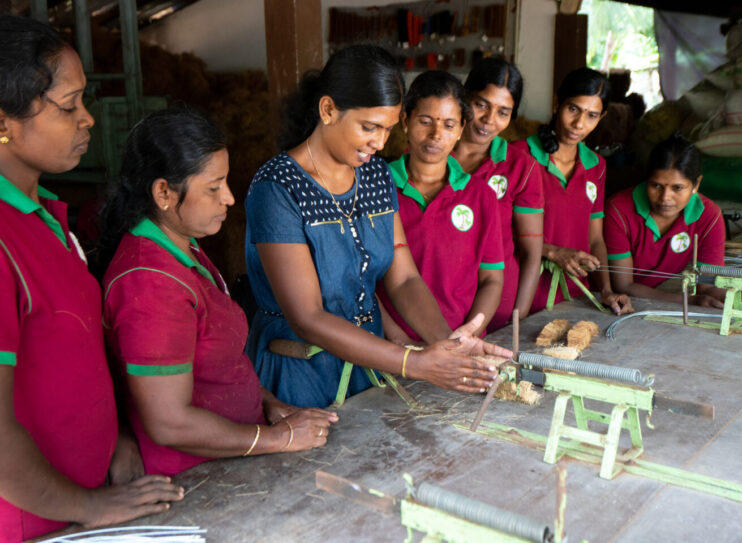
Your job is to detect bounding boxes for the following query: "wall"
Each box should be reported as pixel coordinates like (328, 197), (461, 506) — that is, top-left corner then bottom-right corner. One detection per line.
(139, 0), (556, 121)
(514, 0), (556, 122)
(139, 0), (266, 72)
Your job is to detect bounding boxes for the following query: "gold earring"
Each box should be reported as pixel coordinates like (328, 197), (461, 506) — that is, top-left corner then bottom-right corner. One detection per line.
(0, 136), (9, 144)
(322, 118), (330, 125)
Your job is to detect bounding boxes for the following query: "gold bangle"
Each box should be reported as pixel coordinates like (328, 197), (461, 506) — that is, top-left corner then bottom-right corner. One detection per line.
(401, 347), (412, 378)
(243, 425), (261, 456)
(281, 420), (294, 452)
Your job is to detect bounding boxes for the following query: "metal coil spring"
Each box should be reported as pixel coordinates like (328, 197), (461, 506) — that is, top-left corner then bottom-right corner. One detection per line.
(698, 264), (742, 278)
(519, 352), (654, 387)
(416, 482), (552, 543)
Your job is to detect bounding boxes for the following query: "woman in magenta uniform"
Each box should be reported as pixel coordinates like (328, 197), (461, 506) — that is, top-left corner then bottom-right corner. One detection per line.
(0, 16), (182, 542)
(604, 133), (726, 307)
(245, 45), (511, 409)
(378, 70), (505, 342)
(510, 68), (633, 315)
(454, 58), (544, 331)
(99, 109), (338, 477)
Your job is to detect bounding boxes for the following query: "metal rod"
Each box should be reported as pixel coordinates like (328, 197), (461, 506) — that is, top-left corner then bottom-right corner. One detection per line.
(29, 0), (47, 22)
(469, 374), (501, 432)
(683, 284), (689, 325)
(469, 308), (519, 432)
(512, 308), (519, 362)
(73, 0), (94, 73)
(698, 264), (742, 278)
(518, 352), (654, 387)
(605, 310), (724, 341)
(693, 233), (699, 269)
(416, 482), (551, 542)
(118, 0), (144, 127)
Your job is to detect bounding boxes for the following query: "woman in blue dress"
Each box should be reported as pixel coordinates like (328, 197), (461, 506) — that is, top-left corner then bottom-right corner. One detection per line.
(245, 45), (512, 408)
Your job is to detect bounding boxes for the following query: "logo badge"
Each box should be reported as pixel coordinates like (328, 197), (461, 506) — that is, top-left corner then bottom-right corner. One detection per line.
(586, 181), (597, 203)
(488, 175), (508, 199)
(451, 204), (474, 232)
(670, 232), (691, 253)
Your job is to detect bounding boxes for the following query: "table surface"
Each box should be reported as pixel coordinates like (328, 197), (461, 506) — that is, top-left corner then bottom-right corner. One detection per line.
(77, 298), (742, 542)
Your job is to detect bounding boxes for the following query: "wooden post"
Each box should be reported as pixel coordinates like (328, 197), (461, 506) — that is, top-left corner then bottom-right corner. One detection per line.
(264, 0), (323, 148)
(553, 13), (588, 92)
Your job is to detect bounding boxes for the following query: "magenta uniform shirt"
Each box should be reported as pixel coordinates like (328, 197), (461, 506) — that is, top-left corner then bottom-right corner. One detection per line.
(512, 135), (606, 312)
(0, 176), (117, 542)
(604, 184), (724, 287)
(103, 219), (266, 477)
(378, 155), (504, 340)
(466, 137), (544, 330)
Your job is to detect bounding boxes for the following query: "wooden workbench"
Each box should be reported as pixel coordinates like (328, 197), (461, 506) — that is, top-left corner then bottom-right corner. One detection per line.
(100, 298), (742, 542)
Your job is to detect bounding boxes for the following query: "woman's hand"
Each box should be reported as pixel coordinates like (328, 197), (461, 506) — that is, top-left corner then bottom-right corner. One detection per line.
(449, 313), (514, 358)
(690, 294), (725, 309)
(406, 341), (505, 394)
(108, 429), (145, 485)
(549, 247), (600, 277)
(601, 291), (634, 315)
(262, 387), (301, 424)
(80, 475), (184, 528)
(278, 409), (339, 452)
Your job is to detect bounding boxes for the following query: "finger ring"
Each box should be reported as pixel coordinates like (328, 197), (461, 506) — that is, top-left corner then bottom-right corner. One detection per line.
(461, 376), (468, 384)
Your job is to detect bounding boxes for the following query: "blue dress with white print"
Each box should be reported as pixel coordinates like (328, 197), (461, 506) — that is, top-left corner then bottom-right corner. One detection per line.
(245, 152), (398, 408)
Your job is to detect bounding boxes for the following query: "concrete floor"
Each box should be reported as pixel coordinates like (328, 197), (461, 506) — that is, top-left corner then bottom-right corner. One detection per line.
(83, 297), (742, 542)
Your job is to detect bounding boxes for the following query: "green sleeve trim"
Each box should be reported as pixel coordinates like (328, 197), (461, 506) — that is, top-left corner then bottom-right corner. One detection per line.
(607, 252), (631, 261)
(590, 211), (605, 219)
(0, 351), (17, 366)
(480, 261), (505, 270)
(697, 261), (713, 267)
(513, 206), (544, 214)
(127, 362), (193, 376)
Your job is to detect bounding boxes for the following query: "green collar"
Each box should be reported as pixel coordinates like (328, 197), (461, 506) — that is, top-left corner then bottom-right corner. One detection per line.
(632, 182), (705, 242)
(130, 218), (216, 286)
(0, 174), (68, 248)
(388, 154), (470, 211)
(525, 134), (599, 188)
(489, 137), (508, 164)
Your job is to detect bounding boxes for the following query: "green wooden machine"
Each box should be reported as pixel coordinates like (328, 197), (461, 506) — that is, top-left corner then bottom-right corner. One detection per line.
(465, 312), (742, 503)
(316, 469), (568, 543)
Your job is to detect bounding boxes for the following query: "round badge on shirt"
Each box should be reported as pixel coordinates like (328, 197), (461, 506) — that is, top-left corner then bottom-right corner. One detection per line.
(487, 175), (508, 199)
(451, 204), (474, 232)
(670, 232), (691, 253)
(586, 181), (598, 203)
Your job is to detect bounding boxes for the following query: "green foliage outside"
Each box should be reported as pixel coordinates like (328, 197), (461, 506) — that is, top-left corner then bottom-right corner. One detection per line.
(580, 0), (658, 71)
(580, 0), (662, 107)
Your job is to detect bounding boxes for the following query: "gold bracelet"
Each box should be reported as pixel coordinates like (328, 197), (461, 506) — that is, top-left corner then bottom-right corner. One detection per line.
(243, 425), (261, 456)
(280, 420), (294, 452)
(401, 347), (412, 378)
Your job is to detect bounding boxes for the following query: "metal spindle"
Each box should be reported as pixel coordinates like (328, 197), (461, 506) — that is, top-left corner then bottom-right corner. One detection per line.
(518, 352), (654, 387)
(417, 482), (552, 543)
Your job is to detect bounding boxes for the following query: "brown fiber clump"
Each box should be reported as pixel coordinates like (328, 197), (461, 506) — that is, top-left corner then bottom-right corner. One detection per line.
(536, 319), (570, 347)
(494, 380), (541, 405)
(567, 321), (600, 351)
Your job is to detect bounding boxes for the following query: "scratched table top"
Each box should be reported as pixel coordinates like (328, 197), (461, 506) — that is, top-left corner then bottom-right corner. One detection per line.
(84, 298), (742, 542)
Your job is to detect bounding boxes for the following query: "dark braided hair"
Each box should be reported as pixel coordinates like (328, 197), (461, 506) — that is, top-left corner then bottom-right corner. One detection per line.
(0, 14), (67, 119)
(277, 44), (405, 151)
(537, 68), (610, 154)
(95, 108), (226, 276)
(404, 70), (471, 123)
(647, 132), (703, 186)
